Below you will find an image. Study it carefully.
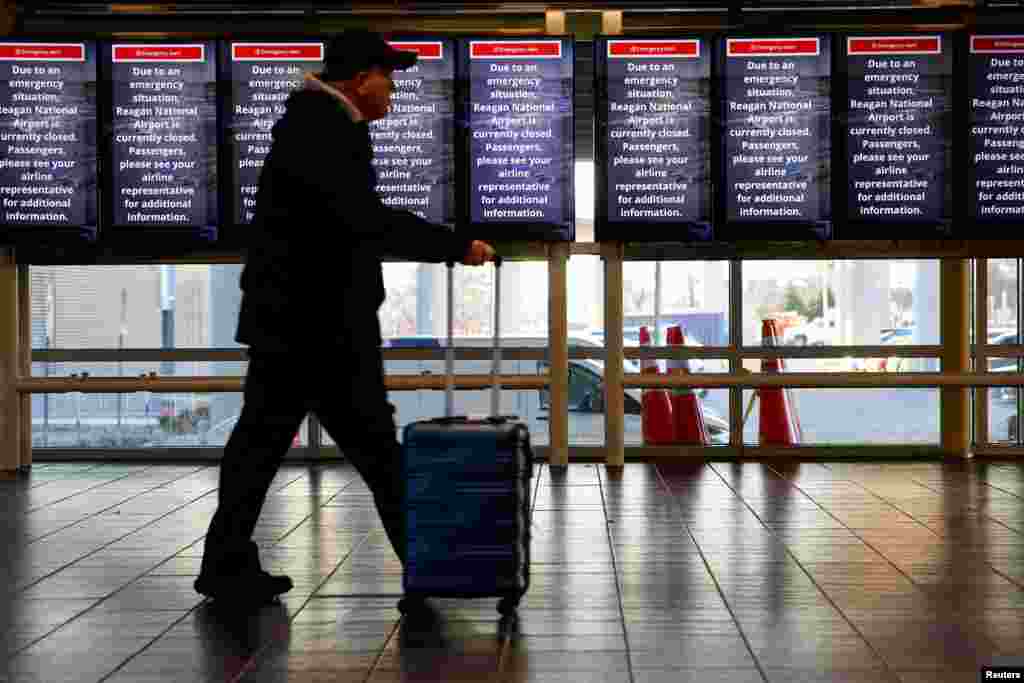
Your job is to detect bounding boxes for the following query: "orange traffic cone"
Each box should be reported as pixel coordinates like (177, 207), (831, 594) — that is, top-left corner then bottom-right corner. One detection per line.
(639, 325), (674, 445)
(666, 325), (709, 445)
(759, 319), (800, 445)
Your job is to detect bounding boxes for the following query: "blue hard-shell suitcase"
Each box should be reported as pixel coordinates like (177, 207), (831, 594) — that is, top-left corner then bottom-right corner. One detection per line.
(400, 256), (532, 615)
(401, 415), (532, 614)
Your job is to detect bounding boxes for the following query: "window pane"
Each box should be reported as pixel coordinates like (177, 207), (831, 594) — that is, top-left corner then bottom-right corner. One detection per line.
(742, 259), (938, 350)
(381, 261), (549, 342)
(30, 264), (244, 350)
(989, 359), (1019, 444)
(32, 386), (308, 449)
(986, 259), (1019, 445)
(568, 254), (603, 340)
(742, 388), (939, 445)
(987, 259), (1018, 338)
(621, 260), (730, 348)
(31, 361), (248, 449)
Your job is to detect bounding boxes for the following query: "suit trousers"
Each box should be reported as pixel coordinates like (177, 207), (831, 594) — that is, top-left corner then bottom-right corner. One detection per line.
(199, 346), (405, 577)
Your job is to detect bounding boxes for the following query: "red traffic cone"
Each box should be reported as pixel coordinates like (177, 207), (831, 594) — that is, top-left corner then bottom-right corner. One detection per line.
(666, 325), (709, 445)
(639, 325), (674, 445)
(759, 319), (800, 445)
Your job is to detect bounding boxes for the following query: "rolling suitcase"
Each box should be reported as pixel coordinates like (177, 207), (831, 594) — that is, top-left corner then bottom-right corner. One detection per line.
(401, 256), (533, 616)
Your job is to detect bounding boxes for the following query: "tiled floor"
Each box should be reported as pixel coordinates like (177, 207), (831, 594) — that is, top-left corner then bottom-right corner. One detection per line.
(0, 459), (1023, 682)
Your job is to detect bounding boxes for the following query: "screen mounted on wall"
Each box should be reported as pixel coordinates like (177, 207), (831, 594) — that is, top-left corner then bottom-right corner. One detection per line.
(463, 37), (574, 241)
(720, 35), (832, 241)
(842, 34), (953, 237)
(595, 37), (712, 243)
(0, 40), (97, 241)
(967, 34), (1024, 232)
(103, 41), (218, 239)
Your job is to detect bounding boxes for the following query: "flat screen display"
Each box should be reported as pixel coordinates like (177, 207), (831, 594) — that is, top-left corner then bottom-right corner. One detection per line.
(843, 34), (953, 236)
(371, 39), (455, 226)
(0, 40), (97, 239)
(104, 41), (217, 238)
(221, 40), (323, 225)
(967, 34), (1024, 229)
(463, 37), (574, 241)
(720, 35), (832, 240)
(595, 37), (712, 242)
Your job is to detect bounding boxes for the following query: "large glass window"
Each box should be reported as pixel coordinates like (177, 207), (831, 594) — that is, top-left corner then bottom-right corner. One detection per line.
(24, 254), (1009, 452)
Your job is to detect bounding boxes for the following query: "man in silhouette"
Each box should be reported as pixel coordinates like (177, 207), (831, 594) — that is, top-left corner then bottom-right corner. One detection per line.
(195, 30), (494, 609)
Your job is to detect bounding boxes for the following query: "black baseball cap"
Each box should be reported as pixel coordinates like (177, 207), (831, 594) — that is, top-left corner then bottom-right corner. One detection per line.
(320, 29), (418, 81)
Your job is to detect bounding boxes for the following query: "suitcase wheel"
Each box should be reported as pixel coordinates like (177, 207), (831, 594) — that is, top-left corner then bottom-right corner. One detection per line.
(497, 595), (520, 616)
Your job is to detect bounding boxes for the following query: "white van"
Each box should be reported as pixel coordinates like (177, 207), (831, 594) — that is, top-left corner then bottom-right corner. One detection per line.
(382, 335), (729, 446)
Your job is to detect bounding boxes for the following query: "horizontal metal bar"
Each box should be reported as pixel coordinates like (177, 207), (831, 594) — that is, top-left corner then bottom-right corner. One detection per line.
(30, 347), (561, 363)
(972, 446), (1024, 457)
(30, 444), (960, 464)
(16, 374), (550, 394)
(979, 346), (1024, 359)
(623, 372), (1024, 390)
(626, 345), (945, 360)
(30, 344), (956, 364)
(29, 447), (317, 462)
(626, 444), (945, 458)
(32, 348), (249, 363)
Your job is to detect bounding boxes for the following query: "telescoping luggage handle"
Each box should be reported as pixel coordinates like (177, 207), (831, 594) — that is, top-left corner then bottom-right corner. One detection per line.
(440, 255), (512, 422)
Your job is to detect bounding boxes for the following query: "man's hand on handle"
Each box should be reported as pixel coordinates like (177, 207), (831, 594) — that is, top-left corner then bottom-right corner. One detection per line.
(462, 240), (496, 266)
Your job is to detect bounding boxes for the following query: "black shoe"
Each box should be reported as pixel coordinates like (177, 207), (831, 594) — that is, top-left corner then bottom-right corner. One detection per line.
(195, 569), (293, 604)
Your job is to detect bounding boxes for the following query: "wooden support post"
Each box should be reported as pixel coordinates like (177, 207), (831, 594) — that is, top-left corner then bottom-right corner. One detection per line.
(545, 10), (566, 35)
(604, 243), (625, 467)
(974, 259), (989, 448)
(941, 259), (971, 458)
(602, 10), (623, 35)
(18, 264), (30, 468)
(548, 243), (569, 467)
(0, 257), (19, 472)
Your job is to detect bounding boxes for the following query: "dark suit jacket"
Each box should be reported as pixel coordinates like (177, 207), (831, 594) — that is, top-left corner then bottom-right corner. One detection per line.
(235, 88), (471, 352)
